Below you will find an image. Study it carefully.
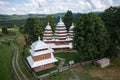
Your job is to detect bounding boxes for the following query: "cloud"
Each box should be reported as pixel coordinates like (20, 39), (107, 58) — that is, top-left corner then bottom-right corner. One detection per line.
(0, 0), (119, 14)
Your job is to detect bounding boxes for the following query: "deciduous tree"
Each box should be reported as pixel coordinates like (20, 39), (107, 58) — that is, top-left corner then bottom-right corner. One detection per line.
(101, 6), (120, 57)
(73, 13), (110, 61)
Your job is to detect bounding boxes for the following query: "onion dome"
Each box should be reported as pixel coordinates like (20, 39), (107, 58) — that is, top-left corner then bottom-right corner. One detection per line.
(70, 23), (74, 30)
(45, 22), (51, 29)
(69, 23), (74, 39)
(57, 17), (65, 26)
(69, 23), (74, 32)
(43, 22), (53, 41)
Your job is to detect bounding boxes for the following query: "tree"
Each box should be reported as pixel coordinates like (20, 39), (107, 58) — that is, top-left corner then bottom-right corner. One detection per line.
(44, 15), (55, 32)
(32, 17), (43, 41)
(100, 6), (120, 57)
(64, 10), (73, 32)
(24, 17), (43, 44)
(73, 13), (110, 61)
(2, 27), (8, 34)
(24, 18), (34, 35)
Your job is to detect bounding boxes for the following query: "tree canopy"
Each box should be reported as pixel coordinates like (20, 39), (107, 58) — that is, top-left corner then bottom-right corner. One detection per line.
(24, 17), (43, 44)
(73, 13), (110, 61)
(44, 15), (55, 32)
(64, 10), (73, 32)
(100, 6), (120, 56)
(2, 27), (8, 34)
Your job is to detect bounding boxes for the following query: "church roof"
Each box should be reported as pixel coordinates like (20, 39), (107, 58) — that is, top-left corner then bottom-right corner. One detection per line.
(45, 22), (51, 29)
(57, 17), (65, 26)
(30, 48), (54, 56)
(31, 37), (49, 51)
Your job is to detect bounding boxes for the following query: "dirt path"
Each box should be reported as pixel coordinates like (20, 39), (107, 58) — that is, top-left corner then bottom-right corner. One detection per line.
(56, 57), (65, 69)
(12, 47), (21, 80)
(11, 47), (29, 80)
(15, 50), (29, 80)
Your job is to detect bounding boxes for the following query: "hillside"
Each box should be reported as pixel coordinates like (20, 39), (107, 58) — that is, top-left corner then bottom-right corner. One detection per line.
(0, 12), (102, 27)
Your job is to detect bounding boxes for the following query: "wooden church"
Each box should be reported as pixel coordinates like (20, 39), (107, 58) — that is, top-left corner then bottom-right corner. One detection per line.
(43, 17), (74, 52)
(27, 37), (58, 72)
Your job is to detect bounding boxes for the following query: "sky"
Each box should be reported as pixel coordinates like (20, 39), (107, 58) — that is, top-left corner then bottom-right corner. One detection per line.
(0, 0), (120, 15)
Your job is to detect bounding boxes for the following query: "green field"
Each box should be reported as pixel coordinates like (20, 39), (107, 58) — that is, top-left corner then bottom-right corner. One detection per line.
(46, 70), (75, 80)
(0, 44), (14, 80)
(54, 52), (80, 64)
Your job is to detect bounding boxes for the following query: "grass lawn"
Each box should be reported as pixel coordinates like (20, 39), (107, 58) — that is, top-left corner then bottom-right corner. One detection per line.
(36, 67), (57, 76)
(16, 36), (36, 80)
(0, 44), (14, 80)
(54, 52), (80, 64)
(45, 70), (75, 80)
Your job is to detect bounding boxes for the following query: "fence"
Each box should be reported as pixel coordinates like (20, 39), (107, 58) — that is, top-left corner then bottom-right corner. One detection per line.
(70, 63), (81, 68)
(21, 46), (39, 80)
(38, 70), (59, 80)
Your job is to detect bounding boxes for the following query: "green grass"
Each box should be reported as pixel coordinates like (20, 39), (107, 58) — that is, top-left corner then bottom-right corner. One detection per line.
(46, 70), (75, 80)
(16, 36), (36, 80)
(0, 44), (14, 80)
(24, 47), (30, 58)
(78, 72), (102, 80)
(110, 56), (120, 67)
(83, 64), (101, 71)
(18, 54), (36, 80)
(54, 52), (80, 64)
(36, 67), (57, 76)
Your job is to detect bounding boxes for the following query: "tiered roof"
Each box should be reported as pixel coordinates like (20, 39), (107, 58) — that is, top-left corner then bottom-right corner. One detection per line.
(43, 23), (54, 41)
(55, 17), (68, 40)
(43, 17), (73, 49)
(27, 37), (58, 68)
(68, 23), (74, 39)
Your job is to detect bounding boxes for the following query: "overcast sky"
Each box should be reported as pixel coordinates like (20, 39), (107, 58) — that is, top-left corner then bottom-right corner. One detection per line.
(0, 0), (120, 15)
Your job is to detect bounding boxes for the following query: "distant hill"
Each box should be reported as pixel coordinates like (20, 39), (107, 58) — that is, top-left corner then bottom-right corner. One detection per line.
(0, 13), (66, 22)
(0, 12), (102, 27)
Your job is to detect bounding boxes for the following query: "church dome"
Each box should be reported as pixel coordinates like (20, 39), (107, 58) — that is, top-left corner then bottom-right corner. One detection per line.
(45, 22), (51, 29)
(57, 17), (65, 26)
(70, 23), (74, 30)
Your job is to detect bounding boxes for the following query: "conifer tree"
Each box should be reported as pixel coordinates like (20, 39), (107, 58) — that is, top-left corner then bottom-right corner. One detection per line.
(44, 15), (55, 32)
(2, 27), (8, 34)
(100, 6), (120, 57)
(64, 10), (73, 32)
